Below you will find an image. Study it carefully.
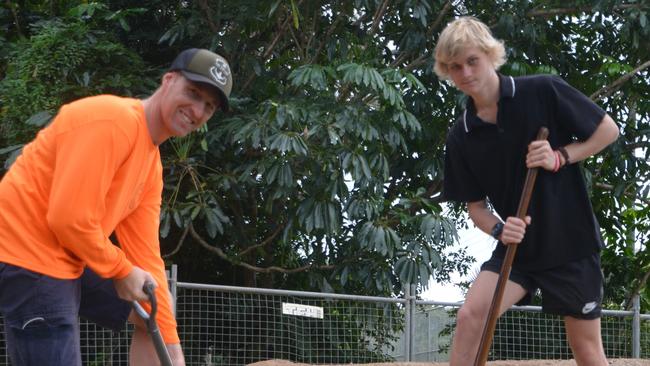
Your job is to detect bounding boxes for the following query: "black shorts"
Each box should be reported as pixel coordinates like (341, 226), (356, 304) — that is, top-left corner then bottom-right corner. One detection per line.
(481, 252), (603, 319)
(0, 263), (132, 366)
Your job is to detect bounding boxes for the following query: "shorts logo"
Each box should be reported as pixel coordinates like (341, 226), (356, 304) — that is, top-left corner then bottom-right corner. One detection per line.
(582, 301), (597, 314)
(210, 59), (231, 86)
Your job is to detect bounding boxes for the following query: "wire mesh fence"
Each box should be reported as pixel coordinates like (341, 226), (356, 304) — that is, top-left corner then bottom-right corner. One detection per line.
(489, 307), (640, 360)
(0, 276), (649, 365)
(177, 284), (405, 365)
(78, 322), (131, 366)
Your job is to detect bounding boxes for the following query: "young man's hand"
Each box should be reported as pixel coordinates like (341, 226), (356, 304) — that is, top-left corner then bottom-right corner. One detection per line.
(114, 266), (157, 302)
(526, 140), (556, 171)
(500, 216), (531, 245)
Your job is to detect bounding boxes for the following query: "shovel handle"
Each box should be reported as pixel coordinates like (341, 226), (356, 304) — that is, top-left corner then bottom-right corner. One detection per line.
(132, 282), (173, 366)
(473, 127), (549, 366)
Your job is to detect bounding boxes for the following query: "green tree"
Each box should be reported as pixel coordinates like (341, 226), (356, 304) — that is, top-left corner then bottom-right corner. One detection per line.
(154, 0), (650, 307)
(0, 2), (154, 158)
(1, 0), (649, 309)
(2, 0), (649, 362)
(156, 0), (465, 295)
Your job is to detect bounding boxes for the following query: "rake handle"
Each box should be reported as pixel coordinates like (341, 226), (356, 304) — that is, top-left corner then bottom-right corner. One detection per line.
(473, 126), (549, 366)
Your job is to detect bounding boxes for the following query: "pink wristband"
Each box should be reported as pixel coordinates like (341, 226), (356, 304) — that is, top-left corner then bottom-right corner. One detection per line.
(553, 151), (560, 173)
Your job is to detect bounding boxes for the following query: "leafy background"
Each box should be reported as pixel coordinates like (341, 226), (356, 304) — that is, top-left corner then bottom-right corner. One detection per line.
(0, 0), (648, 312)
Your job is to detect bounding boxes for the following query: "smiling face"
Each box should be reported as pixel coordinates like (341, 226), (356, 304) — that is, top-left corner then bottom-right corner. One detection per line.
(446, 46), (496, 97)
(159, 72), (220, 138)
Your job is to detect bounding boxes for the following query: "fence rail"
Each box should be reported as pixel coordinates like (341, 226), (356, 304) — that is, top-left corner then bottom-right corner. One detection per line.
(1, 267), (649, 365)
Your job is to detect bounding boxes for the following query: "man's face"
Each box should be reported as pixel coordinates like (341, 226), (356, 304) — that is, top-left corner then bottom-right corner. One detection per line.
(160, 73), (220, 137)
(446, 46), (494, 96)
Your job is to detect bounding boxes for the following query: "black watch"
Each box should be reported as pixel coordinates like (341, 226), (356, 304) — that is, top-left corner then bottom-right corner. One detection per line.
(491, 222), (504, 240)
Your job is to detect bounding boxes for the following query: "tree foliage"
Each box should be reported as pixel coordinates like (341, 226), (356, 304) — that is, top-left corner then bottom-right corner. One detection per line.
(1, 0), (649, 310)
(0, 3), (154, 146)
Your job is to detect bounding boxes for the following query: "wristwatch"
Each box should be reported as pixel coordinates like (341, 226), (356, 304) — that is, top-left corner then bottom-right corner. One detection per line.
(491, 222), (504, 240)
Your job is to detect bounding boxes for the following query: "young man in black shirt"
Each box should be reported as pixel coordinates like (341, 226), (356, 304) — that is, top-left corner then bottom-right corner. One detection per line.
(435, 17), (619, 365)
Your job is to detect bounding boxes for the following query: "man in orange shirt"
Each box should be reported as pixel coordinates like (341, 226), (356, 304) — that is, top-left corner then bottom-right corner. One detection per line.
(0, 48), (232, 366)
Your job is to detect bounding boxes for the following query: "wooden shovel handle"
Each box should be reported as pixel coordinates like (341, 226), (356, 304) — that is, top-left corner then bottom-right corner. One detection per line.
(473, 126), (549, 366)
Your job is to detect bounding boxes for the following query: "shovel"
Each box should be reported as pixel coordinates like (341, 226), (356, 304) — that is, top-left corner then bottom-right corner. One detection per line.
(132, 282), (173, 366)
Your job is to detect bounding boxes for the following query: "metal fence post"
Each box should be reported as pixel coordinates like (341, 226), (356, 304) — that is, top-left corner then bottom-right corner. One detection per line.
(404, 284), (411, 361)
(632, 294), (640, 358)
(403, 284), (416, 361)
(409, 283), (416, 361)
(170, 264), (178, 315)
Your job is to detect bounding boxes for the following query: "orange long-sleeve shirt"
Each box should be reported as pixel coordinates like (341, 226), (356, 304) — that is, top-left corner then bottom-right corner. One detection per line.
(0, 95), (179, 343)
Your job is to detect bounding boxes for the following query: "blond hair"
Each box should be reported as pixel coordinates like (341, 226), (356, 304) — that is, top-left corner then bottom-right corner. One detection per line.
(433, 16), (506, 80)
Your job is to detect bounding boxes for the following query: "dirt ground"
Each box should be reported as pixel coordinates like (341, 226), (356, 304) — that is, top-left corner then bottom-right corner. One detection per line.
(250, 359), (650, 366)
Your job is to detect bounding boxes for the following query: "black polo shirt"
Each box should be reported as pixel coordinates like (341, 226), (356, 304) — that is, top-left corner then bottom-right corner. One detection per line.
(443, 73), (607, 271)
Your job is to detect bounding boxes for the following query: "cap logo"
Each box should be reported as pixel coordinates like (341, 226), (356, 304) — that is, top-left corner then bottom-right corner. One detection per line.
(210, 59), (231, 86)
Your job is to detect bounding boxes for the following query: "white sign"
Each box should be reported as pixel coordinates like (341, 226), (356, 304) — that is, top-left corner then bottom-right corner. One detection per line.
(282, 303), (324, 319)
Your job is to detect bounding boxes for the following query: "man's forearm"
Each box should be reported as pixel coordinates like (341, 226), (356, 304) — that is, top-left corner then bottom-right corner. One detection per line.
(467, 200), (502, 236)
(562, 114), (619, 164)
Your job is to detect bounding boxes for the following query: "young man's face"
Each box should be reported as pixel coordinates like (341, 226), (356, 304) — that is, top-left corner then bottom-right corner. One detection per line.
(160, 72), (221, 138)
(446, 46), (495, 96)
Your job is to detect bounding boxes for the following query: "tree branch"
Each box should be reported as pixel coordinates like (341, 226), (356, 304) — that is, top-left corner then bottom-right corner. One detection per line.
(162, 224), (190, 258)
(238, 224), (285, 256)
(390, 50), (411, 68)
(595, 182), (650, 205)
(626, 268), (650, 310)
(404, 53), (431, 72)
(527, 4), (645, 18)
(241, 11), (294, 92)
(6, 0), (23, 38)
(390, 1), (451, 69)
(188, 223), (334, 273)
(288, 20), (306, 60)
(198, 0), (219, 33)
(426, 0), (452, 39)
(304, 6), (319, 54)
(309, 13), (345, 64)
(624, 141), (650, 151)
(369, 0), (390, 36)
(590, 59), (650, 102)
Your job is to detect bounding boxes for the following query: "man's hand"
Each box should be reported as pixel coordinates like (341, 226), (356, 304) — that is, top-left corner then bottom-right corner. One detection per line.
(526, 140), (555, 171)
(114, 266), (157, 302)
(500, 216), (531, 245)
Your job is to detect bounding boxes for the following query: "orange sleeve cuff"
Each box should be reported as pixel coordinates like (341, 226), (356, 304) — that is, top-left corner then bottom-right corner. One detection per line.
(113, 261), (134, 280)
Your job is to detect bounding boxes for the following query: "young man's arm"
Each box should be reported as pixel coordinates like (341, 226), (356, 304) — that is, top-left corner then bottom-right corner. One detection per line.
(468, 200), (529, 245)
(497, 115), (618, 245)
(527, 115), (619, 171)
(560, 114), (619, 165)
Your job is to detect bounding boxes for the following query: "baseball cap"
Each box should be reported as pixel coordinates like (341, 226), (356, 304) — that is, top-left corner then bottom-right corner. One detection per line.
(169, 48), (233, 112)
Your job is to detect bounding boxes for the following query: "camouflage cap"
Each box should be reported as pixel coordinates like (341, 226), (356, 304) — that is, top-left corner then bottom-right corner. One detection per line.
(169, 48), (233, 112)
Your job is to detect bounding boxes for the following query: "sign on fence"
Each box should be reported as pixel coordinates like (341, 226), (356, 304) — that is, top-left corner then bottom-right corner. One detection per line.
(282, 302), (324, 319)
